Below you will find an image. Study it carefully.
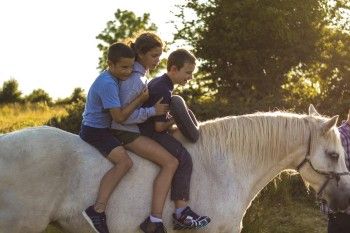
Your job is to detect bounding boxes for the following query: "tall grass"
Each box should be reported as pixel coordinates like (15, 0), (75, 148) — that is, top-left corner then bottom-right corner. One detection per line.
(242, 173), (327, 233)
(0, 103), (67, 133)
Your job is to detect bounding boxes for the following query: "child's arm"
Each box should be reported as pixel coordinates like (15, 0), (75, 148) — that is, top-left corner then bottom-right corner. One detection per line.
(109, 87), (149, 123)
(122, 98), (169, 125)
(154, 118), (175, 132)
(151, 90), (174, 132)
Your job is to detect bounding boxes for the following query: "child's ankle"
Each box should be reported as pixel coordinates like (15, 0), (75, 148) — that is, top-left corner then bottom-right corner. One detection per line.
(150, 214), (163, 223)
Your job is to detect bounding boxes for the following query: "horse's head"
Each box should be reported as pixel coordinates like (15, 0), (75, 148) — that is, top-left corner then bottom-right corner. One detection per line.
(298, 105), (350, 211)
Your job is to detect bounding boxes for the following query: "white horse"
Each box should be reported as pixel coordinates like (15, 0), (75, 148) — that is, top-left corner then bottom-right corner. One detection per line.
(1, 105), (350, 233)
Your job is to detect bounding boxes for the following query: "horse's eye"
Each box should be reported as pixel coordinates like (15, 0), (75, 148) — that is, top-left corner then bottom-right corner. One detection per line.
(326, 151), (339, 160)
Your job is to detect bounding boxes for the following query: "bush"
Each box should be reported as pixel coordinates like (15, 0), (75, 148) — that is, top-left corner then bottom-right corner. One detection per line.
(25, 89), (53, 105)
(48, 100), (85, 134)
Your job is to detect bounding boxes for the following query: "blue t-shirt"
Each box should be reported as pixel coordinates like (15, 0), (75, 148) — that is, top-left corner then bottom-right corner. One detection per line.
(82, 70), (121, 128)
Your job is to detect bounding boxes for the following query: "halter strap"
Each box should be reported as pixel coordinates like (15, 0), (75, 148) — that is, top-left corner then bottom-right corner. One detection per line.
(296, 133), (350, 199)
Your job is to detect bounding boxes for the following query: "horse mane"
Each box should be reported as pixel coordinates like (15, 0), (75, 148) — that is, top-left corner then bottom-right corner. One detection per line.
(196, 111), (333, 166)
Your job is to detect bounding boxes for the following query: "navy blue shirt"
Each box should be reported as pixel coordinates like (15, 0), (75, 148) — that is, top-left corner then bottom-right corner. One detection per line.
(138, 73), (173, 135)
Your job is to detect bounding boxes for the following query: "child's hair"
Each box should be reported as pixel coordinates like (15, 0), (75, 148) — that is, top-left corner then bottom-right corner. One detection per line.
(107, 42), (135, 64)
(167, 49), (196, 71)
(130, 32), (163, 58)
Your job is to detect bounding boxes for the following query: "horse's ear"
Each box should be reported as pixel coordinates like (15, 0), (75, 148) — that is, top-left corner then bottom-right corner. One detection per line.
(321, 115), (339, 135)
(309, 104), (320, 116)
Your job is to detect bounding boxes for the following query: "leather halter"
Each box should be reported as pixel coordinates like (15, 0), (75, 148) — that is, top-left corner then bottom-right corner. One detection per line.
(296, 134), (350, 199)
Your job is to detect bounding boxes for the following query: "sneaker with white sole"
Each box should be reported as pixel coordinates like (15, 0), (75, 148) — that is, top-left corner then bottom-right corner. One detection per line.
(82, 205), (110, 233)
(173, 206), (211, 230)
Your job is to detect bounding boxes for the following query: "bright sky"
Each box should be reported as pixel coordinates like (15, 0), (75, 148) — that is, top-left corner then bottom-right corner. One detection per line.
(0, 0), (188, 99)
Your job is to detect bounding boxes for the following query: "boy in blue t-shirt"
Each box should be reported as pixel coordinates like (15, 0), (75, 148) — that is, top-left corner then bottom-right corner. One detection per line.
(80, 42), (148, 233)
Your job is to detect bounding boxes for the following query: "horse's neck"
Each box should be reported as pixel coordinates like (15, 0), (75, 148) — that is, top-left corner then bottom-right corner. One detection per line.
(242, 145), (307, 203)
(194, 115), (310, 204)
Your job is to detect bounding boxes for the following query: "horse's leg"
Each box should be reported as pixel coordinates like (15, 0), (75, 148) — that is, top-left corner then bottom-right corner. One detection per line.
(0, 212), (44, 233)
(0, 214), (49, 233)
(0, 191), (50, 233)
(0, 192), (21, 233)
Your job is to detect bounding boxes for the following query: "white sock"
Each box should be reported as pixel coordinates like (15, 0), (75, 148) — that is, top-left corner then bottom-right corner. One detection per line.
(150, 215), (163, 223)
(175, 207), (186, 219)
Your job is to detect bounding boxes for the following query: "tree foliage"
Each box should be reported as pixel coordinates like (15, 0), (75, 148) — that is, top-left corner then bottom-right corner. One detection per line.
(25, 88), (52, 105)
(96, 9), (157, 71)
(56, 87), (86, 105)
(283, 27), (350, 116)
(175, 0), (350, 115)
(0, 79), (22, 104)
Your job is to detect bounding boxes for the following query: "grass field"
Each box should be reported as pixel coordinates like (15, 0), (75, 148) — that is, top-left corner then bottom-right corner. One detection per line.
(0, 103), (66, 133)
(242, 195), (327, 233)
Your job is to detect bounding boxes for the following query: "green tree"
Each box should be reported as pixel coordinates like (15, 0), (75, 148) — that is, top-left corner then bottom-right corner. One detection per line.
(96, 9), (157, 71)
(69, 87), (86, 103)
(0, 79), (22, 103)
(317, 28), (350, 117)
(174, 0), (346, 113)
(25, 88), (52, 105)
(282, 26), (350, 116)
(55, 87), (86, 105)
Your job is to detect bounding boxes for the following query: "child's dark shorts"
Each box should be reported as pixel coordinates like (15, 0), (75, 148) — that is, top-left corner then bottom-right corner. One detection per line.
(79, 124), (122, 157)
(111, 129), (140, 145)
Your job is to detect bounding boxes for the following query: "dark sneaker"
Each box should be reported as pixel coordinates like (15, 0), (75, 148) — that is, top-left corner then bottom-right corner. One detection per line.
(82, 205), (110, 233)
(140, 217), (167, 233)
(173, 206), (211, 230)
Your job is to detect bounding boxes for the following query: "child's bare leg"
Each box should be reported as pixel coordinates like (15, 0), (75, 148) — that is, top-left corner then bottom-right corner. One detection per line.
(125, 136), (178, 218)
(174, 200), (187, 209)
(94, 146), (133, 212)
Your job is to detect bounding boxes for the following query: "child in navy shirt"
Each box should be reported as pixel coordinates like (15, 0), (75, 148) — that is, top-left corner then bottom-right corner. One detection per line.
(139, 49), (211, 230)
(80, 42), (148, 233)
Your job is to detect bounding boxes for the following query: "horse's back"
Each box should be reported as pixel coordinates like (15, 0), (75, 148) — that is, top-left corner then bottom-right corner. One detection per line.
(0, 126), (85, 178)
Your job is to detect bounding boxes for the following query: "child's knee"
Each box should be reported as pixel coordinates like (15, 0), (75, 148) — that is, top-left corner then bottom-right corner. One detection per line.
(108, 147), (133, 169)
(117, 152), (133, 170)
(168, 157), (179, 170)
(123, 156), (133, 170)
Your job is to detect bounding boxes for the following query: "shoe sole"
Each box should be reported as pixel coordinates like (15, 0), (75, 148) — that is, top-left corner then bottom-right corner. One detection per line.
(173, 217), (210, 230)
(82, 210), (101, 233)
(139, 224), (146, 233)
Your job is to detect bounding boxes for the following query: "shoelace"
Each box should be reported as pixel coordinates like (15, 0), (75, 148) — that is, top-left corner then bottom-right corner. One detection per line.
(91, 215), (106, 228)
(183, 207), (200, 219)
(175, 212), (210, 229)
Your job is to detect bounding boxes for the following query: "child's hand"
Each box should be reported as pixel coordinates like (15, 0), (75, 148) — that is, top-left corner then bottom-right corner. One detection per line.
(138, 87), (149, 103)
(346, 109), (350, 125)
(154, 97), (169, 116)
